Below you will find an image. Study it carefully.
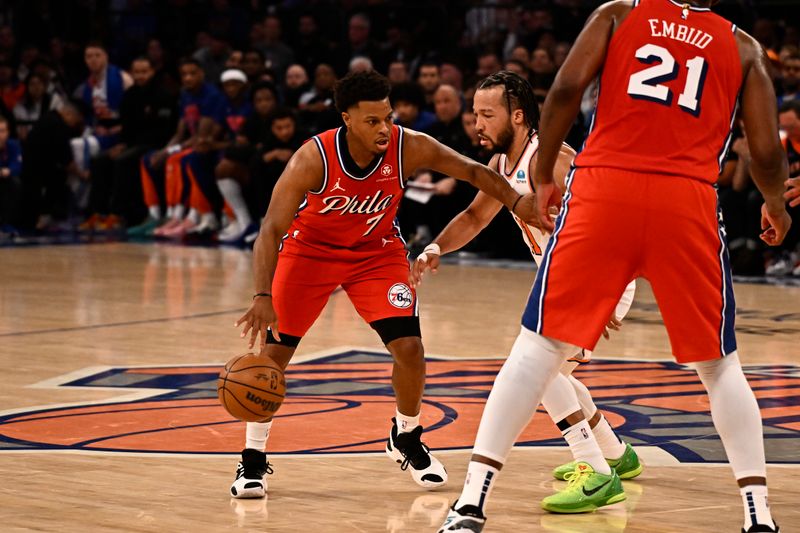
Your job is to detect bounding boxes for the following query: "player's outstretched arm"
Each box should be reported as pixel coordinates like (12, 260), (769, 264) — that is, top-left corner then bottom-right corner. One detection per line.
(401, 128), (538, 225)
(410, 188), (503, 288)
(534, 1), (627, 231)
(235, 142), (323, 350)
(737, 31), (791, 246)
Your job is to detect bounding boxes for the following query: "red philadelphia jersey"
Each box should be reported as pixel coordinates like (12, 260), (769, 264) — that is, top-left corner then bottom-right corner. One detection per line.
(288, 125), (406, 250)
(574, 0), (742, 184)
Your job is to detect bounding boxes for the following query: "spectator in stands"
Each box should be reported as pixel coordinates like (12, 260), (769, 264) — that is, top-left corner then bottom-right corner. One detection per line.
(778, 52), (800, 106)
(767, 100), (800, 275)
(70, 42), (133, 177)
(530, 47), (556, 75)
(342, 13), (384, 74)
(133, 58), (224, 237)
(216, 81), (278, 243)
(348, 56), (373, 74)
(13, 73), (64, 140)
(416, 61), (440, 112)
(0, 60), (24, 111)
(0, 116), (22, 232)
(283, 64), (309, 108)
(249, 107), (302, 220)
(388, 61), (410, 85)
(81, 56), (177, 232)
(241, 48), (267, 83)
(391, 82), (436, 131)
(20, 102), (84, 230)
(291, 13), (332, 74)
(441, 62), (464, 91)
(256, 15), (294, 79)
(504, 59), (529, 80)
(298, 63), (338, 134)
(476, 52), (502, 77)
(194, 30), (233, 84)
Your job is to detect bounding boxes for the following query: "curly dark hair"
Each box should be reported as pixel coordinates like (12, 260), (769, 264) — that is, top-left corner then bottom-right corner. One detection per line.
(477, 70), (540, 130)
(334, 70), (392, 113)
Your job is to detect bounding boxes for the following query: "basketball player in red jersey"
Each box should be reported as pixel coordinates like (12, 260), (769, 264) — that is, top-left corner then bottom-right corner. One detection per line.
(440, 1), (790, 532)
(230, 70), (538, 499)
(413, 70), (643, 508)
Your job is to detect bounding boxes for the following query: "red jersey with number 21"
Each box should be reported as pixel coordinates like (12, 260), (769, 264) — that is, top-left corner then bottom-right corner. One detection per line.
(574, 0), (742, 184)
(287, 125), (406, 251)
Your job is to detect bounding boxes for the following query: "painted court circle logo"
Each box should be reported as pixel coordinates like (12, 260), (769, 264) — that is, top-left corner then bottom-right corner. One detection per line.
(387, 283), (413, 309)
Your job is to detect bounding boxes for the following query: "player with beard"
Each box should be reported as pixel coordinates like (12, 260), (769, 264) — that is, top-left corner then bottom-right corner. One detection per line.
(412, 71), (641, 516)
(230, 70), (539, 499)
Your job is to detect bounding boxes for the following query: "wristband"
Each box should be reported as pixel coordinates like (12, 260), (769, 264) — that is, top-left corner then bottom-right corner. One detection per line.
(253, 292), (272, 299)
(511, 194), (523, 214)
(167, 144), (182, 155)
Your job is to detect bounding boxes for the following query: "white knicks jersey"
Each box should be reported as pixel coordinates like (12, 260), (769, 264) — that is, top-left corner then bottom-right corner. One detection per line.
(497, 132), (549, 266)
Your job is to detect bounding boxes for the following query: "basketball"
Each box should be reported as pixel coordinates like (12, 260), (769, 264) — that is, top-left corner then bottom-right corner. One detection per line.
(218, 353), (286, 422)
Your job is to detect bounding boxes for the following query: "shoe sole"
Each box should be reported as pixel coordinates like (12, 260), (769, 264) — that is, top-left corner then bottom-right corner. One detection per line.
(541, 492), (627, 514)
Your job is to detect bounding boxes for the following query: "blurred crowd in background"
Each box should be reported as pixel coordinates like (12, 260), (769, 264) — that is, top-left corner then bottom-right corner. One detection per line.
(0, 0), (798, 274)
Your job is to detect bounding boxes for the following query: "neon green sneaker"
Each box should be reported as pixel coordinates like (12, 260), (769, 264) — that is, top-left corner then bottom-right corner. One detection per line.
(541, 462), (626, 514)
(553, 443), (643, 481)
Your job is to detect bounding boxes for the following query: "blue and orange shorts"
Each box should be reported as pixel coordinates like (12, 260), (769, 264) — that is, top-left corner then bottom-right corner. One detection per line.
(523, 166), (736, 363)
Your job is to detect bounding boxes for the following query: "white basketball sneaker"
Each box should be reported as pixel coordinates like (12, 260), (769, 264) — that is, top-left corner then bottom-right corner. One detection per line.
(385, 418), (447, 489)
(438, 503), (486, 532)
(230, 448), (273, 499)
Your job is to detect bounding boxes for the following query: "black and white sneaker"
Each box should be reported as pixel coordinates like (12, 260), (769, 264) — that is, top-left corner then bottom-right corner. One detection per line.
(230, 448), (273, 499)
(385, 417), (447, 489)
(743, 522), (780, 533)
(438, 503), (486, 532)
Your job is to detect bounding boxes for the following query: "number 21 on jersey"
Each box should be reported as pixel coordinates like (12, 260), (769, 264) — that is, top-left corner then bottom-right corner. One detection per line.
(627, 44), (708, 116)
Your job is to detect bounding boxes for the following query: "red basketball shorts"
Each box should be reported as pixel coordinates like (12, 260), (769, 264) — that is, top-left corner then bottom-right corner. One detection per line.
(523, 166), (736, 363)
(271, 237), (417, 338)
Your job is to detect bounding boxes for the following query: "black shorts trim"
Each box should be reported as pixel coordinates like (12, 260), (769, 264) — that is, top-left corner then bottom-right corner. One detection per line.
(370, 316), (421, 345)
(266, 329), (302, 348)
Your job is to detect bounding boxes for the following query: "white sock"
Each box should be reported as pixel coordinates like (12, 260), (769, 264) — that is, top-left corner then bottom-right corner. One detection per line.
(396, 409), (420, 434)
(148, 206), (161, 220)
(218, 178), (252, 228)
(592, 414), (626, 460)
(694, 352), (766, 480)
(472, 327), (576, 464)
(455, 461), (498, 513)
(245, 421), (272, 452)
(199, 211), (217, 226)
(186, 207), (199, 224)
(166, 206), (175, 218)
(562, 419), (611, 475)
(740, 485), (774, 530)
(174, 204), (186, 220)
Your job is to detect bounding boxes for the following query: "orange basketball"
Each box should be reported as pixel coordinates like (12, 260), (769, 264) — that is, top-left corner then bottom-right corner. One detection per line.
(218, 353), (286, 422)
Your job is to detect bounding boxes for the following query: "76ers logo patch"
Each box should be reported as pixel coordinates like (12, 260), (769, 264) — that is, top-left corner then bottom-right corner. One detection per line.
(381, 164), (393, 176)
(387, 283), (413, 308)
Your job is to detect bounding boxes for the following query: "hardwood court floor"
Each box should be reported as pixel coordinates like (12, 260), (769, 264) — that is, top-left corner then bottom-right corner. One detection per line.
(0, 243), (798, 532)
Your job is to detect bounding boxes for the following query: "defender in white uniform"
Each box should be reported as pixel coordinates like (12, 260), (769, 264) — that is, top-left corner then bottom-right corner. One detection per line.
(411, 73), (642, 525)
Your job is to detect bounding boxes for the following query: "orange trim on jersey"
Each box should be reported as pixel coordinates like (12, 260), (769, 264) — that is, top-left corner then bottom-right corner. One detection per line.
(140, 159), (160, 208)
(515, 217), (542, 255)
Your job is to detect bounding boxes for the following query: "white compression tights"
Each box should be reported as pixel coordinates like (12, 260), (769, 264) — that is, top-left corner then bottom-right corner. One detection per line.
(693, 351), (766, 480)
(472, 326), (578, 464)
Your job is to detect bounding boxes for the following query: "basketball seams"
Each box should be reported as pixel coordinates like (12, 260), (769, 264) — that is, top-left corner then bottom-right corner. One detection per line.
(222, 388), (270, 422)
(225, 364), (283, 374)
(223, 378), (285, 399)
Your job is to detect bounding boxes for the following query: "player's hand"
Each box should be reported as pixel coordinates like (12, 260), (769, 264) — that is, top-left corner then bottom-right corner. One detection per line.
(785, 177), (800, 208)
(602, 316), (622, 340)
(235, 296), (280, 350)
(760, 202), (792, 246)
(510, 192), (540, 228)
(534, 180), (562, 233)
(410, 247), (440, 288)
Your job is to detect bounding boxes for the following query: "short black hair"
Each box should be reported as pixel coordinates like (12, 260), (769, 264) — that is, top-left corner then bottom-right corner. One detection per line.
(477, 70), (540, 130)
(131, 56), (152, 66)
(390, 81), (425, 110)
(270, 106), (296, 122)
(178, 57), (203, 70)
(779, 99), (800, 118)
(84, 40), (107, 52)
(251, 80), (278, 101)
(334, 70), (390, 113)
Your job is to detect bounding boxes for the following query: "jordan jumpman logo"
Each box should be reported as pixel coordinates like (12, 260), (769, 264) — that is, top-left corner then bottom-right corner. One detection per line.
(331, 178), (345, 192)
